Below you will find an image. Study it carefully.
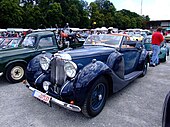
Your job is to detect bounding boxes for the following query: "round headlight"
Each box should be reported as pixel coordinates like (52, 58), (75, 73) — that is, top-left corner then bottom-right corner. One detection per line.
(43, 81), (51, 91)
(64, 61), (77, 78)
(40, 56), (50, 71)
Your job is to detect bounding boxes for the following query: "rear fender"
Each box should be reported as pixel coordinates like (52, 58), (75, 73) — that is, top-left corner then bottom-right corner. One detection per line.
(106, 52), (124, 79)
(139, 49), (149, 63)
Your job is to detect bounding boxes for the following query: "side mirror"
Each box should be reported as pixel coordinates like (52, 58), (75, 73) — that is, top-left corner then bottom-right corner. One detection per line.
(162, 91), (170, 127)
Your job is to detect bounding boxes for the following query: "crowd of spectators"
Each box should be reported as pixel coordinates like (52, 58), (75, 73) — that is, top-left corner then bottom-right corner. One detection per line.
(0, 29), (32, 38)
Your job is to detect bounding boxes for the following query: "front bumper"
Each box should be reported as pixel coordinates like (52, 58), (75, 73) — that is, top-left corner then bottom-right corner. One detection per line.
(25, 83), (81, 112)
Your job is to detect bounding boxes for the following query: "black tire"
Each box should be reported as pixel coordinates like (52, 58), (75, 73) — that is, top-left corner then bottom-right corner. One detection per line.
(5, 63), (26, 83)
(82, 76), (108, 117)
(162, 55), (167, 62)
(140, 60), (148, 77)
(167, 50), (169, 56)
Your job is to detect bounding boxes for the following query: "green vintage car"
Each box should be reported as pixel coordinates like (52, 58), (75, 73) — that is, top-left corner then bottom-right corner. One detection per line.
(0, 31), (60, 83)
(0, 31), (84, 83)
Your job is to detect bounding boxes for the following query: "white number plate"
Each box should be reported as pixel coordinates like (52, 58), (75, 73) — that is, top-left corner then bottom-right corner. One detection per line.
(32, 90), (51, 104)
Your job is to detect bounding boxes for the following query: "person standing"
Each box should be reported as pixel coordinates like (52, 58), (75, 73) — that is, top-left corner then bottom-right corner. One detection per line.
(150, 27), (164, 67)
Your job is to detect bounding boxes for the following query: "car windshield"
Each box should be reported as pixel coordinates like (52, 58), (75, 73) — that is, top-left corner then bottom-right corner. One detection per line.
(0, 38), (5, 45)
(1, 38), (12, 46)
(144, 38), (151, 43)
(84, 34), (122, 47)
(8, 38), (20, 48)
(134, 34), (141, 37)
(21, 36), (36, 48)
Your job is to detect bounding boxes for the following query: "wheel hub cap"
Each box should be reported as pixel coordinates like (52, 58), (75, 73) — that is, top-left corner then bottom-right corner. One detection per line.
(98, 94), (102, 101)
(11, 66), (24, 80)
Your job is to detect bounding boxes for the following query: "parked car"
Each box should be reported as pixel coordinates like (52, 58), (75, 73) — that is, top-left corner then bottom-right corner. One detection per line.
(0, 38), (4, 44)
(165, 34), (170, 42)
(162, 91), (170, 127)
(143, 35), (169, 62)
(0, 31), (84, 83)
(0, 37), (21, 49)
(0, 38), (13, 48)
(25, 33), (149, 117)
(131, 34), (144, 41)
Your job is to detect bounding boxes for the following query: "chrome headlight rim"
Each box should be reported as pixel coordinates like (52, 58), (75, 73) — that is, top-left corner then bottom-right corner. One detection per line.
(64, 61), (77, 78)
(40, 56), (50, 71)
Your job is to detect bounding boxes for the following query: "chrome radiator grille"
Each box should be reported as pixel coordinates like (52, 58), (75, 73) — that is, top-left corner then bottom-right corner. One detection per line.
(50, 58), (66, 86)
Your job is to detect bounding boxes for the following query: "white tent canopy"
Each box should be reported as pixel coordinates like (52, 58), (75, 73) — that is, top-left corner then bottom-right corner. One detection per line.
(100, 27), (108, 31)
(0, 29), (7, 32)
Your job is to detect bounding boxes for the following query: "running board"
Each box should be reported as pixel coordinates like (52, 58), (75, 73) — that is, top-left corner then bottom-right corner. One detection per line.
(124, 71), (143, 80)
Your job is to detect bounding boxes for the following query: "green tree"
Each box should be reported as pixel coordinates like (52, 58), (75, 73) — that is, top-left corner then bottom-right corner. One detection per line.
(136, 17), (143, 28)
(46, 3), (63, 28)
(21, 3), (44, 29)
(65, 4), (80, 27)
(89, 2), (105, 28)
(0, 0), (23, 28)
(0, 0), (150, 29)
(93, 0), (116, 27)
(131, 18), (137, 28)
(114, 12), (124, 29)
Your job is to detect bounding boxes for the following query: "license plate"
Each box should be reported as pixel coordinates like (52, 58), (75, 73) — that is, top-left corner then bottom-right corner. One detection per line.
(32, 90), (51, 104)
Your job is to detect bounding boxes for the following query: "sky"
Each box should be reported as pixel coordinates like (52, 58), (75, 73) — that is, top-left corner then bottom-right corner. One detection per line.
(86, 0), (170, 21)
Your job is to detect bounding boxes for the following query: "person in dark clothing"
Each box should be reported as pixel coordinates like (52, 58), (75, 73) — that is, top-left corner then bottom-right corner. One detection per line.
(107, 29), (112, 34)
(150, 27), (164, 67)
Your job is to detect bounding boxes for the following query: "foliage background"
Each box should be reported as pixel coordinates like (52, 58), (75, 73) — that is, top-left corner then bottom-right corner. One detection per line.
(0, 0), (150, 29)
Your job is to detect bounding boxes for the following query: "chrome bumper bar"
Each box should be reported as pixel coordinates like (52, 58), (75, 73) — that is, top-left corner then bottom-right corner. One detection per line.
(26, 84), (81, 112)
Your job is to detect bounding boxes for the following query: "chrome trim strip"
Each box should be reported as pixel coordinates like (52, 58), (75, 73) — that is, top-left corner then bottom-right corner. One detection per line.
(34, 73), (44, 84)
(60, 81), (70, 96)
(26, 84), (81, 112)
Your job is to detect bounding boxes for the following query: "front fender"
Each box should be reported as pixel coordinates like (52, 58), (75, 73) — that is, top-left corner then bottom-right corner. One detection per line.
(73, 60), (112, 106)
(26, 52), (52, 86)
(34, 73), (50, 91)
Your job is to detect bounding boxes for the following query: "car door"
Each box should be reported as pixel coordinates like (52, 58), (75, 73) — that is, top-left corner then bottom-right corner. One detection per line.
(119, 36), (141, 75)
(37, 35), (58, 53)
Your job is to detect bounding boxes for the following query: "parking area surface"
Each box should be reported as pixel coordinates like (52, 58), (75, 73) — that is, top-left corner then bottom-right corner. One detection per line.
(0, 56), (170, 127)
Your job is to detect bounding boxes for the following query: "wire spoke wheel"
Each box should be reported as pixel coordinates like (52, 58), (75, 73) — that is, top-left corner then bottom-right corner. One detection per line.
(82, 76), (108, 117)
(90, 83), (106, 111)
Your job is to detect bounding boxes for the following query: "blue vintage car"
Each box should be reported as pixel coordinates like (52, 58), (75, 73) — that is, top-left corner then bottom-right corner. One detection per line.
(25, 33), (149, 117)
